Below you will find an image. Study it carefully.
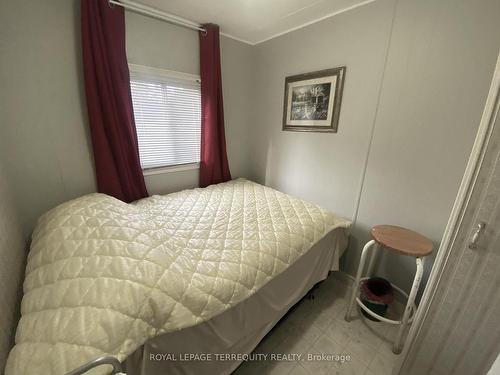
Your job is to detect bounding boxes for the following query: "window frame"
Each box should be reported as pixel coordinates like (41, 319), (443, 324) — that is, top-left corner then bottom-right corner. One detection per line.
(129, 64), (201, 174)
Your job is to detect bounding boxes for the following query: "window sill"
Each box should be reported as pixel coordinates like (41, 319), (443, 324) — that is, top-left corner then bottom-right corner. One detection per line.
(143, 163), (200, 176)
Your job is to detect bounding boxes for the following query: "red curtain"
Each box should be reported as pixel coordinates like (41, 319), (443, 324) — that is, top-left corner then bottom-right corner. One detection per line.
(199, 24), (232, 187)
(81, 0), (148, 202)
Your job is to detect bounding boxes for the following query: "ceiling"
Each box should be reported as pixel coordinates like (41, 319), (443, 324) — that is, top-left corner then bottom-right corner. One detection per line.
(138, 0), (375, 45)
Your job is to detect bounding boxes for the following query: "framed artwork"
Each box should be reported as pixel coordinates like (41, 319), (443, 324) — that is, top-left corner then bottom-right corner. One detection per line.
(282, 66), (346, 133)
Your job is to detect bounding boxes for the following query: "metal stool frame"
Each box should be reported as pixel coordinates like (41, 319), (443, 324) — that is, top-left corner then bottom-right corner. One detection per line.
(345, 240), (424, 354)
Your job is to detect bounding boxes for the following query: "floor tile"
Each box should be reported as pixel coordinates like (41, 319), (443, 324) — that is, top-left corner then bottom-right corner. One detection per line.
(377, 339), (399, 361)
(313, 334), (344, 353)
(300, 334), (342, 374)
(319, 297), (347, 319)
(325, 318), (354, 347)
(330, 359), (368, 375)
(300, 356), (334, 375)
(233, 272), (403, 375)
(369, 352), (398, 375)
(298, 322), (322, 345)
(344, 336), (377, 367)
(289, 365), (309, 375)
(350, 317), (387, 349)
(307, 306), (336, 330)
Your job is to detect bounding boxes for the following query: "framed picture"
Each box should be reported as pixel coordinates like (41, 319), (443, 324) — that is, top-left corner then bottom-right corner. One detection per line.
(282, 66), (346, 133)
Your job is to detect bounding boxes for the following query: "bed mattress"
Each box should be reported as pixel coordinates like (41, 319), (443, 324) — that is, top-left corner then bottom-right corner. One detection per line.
(6, 179), (350, 375)
(124, 227), (348, 375)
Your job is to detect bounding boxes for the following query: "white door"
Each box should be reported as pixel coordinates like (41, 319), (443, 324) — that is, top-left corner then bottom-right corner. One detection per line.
(397, 55), (500, 375)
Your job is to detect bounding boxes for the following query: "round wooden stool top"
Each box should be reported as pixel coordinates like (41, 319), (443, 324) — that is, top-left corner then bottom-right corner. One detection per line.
(371, 225), (433, 257)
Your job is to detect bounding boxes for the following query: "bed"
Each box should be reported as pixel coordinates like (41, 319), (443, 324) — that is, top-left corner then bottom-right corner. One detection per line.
(5, 179), (350, 375)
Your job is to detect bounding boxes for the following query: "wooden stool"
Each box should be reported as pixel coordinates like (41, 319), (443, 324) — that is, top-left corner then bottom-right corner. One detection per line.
(345, 225), (433, 354)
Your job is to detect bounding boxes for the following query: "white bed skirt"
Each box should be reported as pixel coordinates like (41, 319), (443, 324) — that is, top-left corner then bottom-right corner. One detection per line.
(124, 227), (348, 375)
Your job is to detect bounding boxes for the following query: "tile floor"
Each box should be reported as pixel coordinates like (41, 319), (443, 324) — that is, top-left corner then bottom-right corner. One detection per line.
(233, 273), (406, 375)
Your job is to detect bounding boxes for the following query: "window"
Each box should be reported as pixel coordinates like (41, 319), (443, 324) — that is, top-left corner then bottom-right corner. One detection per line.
(129, 64), (201, 170)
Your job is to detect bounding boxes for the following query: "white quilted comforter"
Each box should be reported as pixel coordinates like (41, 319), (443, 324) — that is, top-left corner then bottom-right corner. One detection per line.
(6, 179), (350, 375)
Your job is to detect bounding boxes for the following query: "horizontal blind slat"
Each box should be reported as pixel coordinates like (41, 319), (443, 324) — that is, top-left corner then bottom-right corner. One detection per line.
(130, 74), (201, 169)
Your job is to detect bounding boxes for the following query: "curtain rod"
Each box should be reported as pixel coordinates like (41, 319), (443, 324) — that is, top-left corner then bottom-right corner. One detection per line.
(108, 0), (206, 33)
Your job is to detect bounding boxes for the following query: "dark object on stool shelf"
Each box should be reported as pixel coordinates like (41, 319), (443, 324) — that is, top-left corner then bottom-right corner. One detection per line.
(360, 277), (394, 321)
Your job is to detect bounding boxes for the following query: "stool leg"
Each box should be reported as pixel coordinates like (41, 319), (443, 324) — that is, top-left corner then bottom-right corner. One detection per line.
(366, 242), (380, 277)
(345, 240), (376, 322)
(393, 257), (424, 354)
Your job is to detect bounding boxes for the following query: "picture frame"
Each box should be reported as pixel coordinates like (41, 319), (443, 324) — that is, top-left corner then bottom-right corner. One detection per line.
(282, 66), (346, 133)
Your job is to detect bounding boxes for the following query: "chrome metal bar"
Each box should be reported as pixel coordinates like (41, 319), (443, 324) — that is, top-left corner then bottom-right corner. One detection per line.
(393, 257), (424, 354)
(65, 356), (124, 375)
(366, 241), (380, 277)
(345, 239), (376, 321)
(356, 296), (401, 324)
(108, 0), (206, 33)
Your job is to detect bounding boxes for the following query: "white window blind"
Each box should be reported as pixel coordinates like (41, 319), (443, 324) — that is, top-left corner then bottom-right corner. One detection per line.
(129, 65), (201, 170)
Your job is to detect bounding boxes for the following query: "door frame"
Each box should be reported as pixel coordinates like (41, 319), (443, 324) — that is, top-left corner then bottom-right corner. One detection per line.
(394, 49), (500, 374)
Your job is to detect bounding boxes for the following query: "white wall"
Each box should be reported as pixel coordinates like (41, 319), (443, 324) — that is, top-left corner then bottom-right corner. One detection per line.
(220, 36), (255, 181)
(248, 0), (500, 292)
(250, 0), (395, 220)
(0, 162), (26, 372)
(0, 0), (253, 234)
(345, 0), (500, 291)
(0, 0), (96, 235)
